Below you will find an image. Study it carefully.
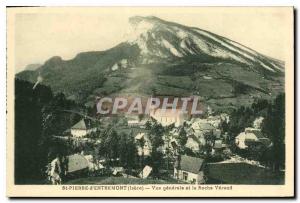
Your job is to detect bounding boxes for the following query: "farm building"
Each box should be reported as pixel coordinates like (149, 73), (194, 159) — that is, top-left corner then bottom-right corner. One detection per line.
(235, 127), (272, 149)
(174, 155), (206, 184)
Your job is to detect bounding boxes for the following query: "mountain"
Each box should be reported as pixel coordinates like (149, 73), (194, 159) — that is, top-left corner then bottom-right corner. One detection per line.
(126, 16), (283, 72)
(24, 63), (42, 71)
(16, 16), (284, 111)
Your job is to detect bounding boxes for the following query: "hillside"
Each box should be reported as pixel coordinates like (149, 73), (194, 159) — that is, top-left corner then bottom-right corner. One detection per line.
(16, 16), (284, 110)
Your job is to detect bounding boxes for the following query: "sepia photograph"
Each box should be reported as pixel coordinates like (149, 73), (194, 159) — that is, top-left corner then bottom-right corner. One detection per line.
(6, 6), (294, 197)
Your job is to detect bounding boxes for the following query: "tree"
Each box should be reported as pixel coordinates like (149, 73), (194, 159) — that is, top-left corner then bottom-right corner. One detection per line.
(178, 127), (187, 147)
(150, 150), (164, 178)
(203, 131), (215, 155)
(146, 121), (165, 177)
(119, 133), (137, 170)
(262, 93), (285, 172)
(101, 129), (120, 164)
(15, 79), (53, 183)
(40, 93), (79, 166)
(136, 135), (146, 168)
(164, 125), (175, 172)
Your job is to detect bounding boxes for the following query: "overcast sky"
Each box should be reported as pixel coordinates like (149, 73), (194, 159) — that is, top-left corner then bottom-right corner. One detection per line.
(10, 7), (292, 72)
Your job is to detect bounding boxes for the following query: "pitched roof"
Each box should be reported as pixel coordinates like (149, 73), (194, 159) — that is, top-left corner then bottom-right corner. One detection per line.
(236, 128), (272, 147)
(175, 155), (204, 174)
(245, 132), (259, 140)
(214, 140), (223, 148)
(139, 165), (153, 178)
(239, 128), (265, 140)
(71, 118), (93, 130)
(67, 154), (89, 173)
(199, 123), (215, 130)
(236, 131), (259, 141)
(135, 133), (145, 140)
(192, 121), (215, 131)
(259, 138), (272, 147)
(213, 129), (221, 138)
(187, 134), (201, 144)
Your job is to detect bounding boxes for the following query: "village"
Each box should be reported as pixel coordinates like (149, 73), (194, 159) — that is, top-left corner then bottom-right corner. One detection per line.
(47, 99), (279, 185)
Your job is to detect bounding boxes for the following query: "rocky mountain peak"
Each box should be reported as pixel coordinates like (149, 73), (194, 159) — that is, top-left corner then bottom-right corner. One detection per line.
(125, 16), (284, 73)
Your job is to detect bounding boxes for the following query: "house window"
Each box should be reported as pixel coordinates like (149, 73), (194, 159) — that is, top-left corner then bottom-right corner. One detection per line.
(183, 172), (188, 181)
(192, 178), (196, 184)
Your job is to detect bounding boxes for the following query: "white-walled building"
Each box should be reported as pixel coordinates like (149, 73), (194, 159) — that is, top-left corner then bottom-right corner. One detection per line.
(185, 134), (202, 152)
(135, 133), (152, 156)
(235, 127), (272, 149)
(150, 108), (188, 127)
(191, 120), (215, 142)
(174, 155), (206, 184)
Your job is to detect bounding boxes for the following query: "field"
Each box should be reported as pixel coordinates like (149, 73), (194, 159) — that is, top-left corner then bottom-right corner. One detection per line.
(206, 163), (284, 185)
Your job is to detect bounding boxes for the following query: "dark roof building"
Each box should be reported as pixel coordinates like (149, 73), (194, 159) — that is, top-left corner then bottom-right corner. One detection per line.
(175, 155), (205, 174)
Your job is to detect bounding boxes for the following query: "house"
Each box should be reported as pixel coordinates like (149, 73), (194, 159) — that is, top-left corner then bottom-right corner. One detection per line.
(135, 133), (152, 156)
(170, 128), (180, 137)
(48, 153), (90, 183)
(220, 113), (230, 123)
(235, 127), (272, 149)
(213, 129), (221, 139)
(139, 165), (152, 179)
(191, 121), (215, 145)
(185, 134), (202, 152)
(83, 155), (99, 172)
(128, 119), (141, 126)
(67, 154), (89, 174)
(112, 167), (125, 176)
(212, 140), (225, 155)
(207, 116), (222, 128)
(84, 154), (105, 173)
(214, 139), (223, 149)
(126, 115), (146, 127)
(111, 59), (128, 71)
(174, 155), (206, 184)
(150, 108), (188, 127)
(191, 120), (215, 136)
(191, 114), (228, 130)
(70, 118), (97, 138)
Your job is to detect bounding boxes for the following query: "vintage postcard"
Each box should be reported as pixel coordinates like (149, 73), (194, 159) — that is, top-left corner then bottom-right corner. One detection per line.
(6, 7), (294, 197)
